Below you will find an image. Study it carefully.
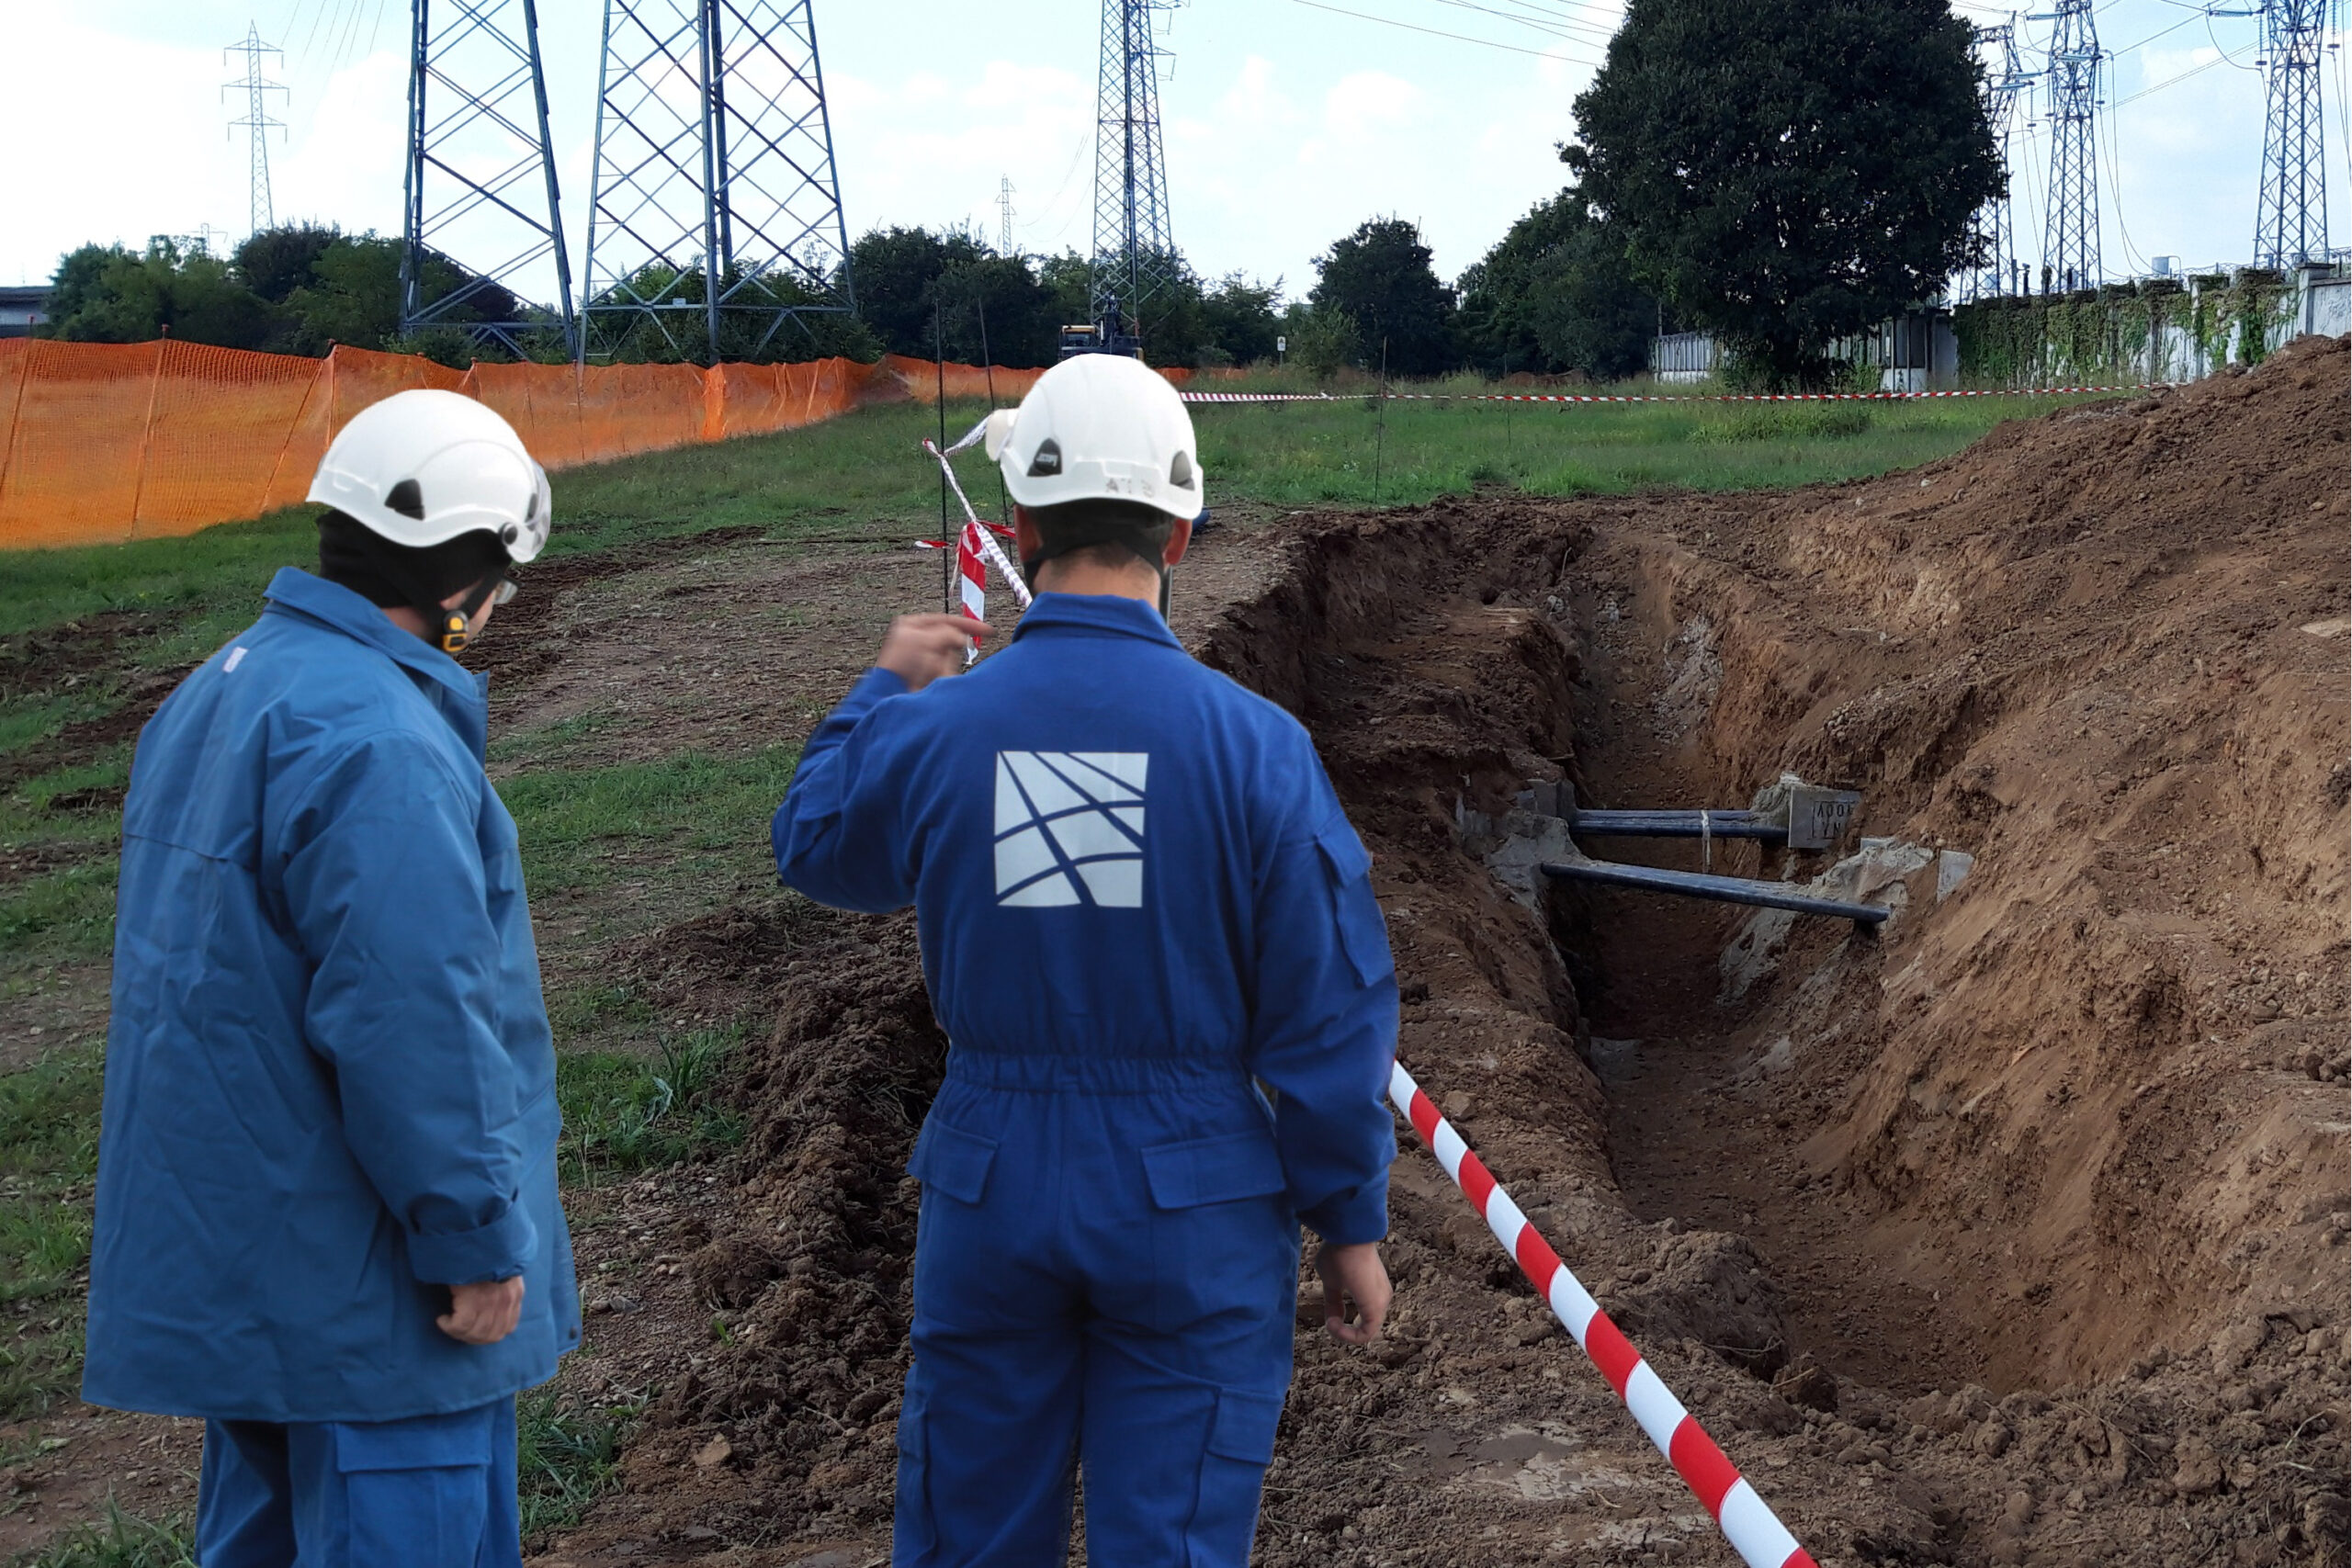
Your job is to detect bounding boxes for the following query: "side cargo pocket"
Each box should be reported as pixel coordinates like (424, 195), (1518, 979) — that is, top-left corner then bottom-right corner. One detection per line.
(1184, 1386), (1286, 1568)
(327, 1406), (497, 1568)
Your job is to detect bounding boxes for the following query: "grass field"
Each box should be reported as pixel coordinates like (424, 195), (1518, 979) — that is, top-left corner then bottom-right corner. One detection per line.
(0, 374), (2101, 1553)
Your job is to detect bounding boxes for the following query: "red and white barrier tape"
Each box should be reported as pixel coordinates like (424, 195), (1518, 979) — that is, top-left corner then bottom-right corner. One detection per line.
(922, 438), (1033, 613)
(1389, 1059), (1816, 1568)
(1182, 383), (2162, 406)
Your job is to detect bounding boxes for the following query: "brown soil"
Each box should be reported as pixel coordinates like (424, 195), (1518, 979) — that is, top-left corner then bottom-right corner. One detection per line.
(540, 339), (2350, 1568)
(8, 346), (2346, 1568)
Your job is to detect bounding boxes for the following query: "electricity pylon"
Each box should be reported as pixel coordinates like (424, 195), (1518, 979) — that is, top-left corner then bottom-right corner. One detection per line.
(1091, 0), (1182, 331)
(2041, 0), (2102, 292)
(400, 0), (576, 356)
(223, 24), (287, 237)
(2252, 0), (2332, 268)
(581, 0), (855, 364)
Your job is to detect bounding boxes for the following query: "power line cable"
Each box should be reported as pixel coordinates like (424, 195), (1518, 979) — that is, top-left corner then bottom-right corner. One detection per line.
(1289, 0), (1599, 60)
(1425, 0), (1619, 45)
(2108, 12), (2199, 58)
(2098, 76), (2150, 271)
(2114, 36), (2257, 104)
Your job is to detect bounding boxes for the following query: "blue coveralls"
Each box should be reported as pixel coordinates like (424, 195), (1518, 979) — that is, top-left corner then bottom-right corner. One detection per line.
(773, 592), (1397, 1568)
(86, 568), (579, 1568)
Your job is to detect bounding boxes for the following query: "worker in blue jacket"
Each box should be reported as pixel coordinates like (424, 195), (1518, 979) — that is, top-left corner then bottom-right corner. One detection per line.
(774, 354), (1397, 1568)
(85, 389), (578, 1568)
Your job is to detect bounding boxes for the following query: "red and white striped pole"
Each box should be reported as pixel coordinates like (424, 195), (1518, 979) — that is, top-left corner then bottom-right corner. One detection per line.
(1388, 1060), (1817, 1568)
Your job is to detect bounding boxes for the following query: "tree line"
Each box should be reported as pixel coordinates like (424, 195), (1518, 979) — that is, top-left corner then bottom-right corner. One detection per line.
(35, 0), (1996, 389)
(30, 212), (1660, 382)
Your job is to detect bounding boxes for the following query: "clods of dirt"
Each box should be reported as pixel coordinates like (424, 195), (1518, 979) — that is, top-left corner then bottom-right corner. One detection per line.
(542, 342), (2347, 1567)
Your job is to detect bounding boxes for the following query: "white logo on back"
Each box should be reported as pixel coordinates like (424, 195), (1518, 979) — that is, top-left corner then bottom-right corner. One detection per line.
(993, 751), (1148, 908)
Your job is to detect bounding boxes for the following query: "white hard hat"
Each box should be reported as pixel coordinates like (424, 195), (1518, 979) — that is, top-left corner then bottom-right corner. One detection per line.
(307, 389), (550, 564)
(989, 355), (1202, 521)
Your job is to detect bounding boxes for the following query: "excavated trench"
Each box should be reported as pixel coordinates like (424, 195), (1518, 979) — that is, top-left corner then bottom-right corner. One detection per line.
(613, 338), (2347, 1568)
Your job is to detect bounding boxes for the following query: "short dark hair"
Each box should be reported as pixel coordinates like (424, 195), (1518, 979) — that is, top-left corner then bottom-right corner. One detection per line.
(317, 510), (510, 611)
(1024, 498), (1177, 576)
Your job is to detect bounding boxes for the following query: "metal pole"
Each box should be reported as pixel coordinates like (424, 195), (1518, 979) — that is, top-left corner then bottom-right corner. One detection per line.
(398, 0), (428, 333)
(936, 300), (951, 614)
(1540, 860), (1888, 926)
(699, 0), (721, 365)
(520, 0), (575, 358)
(1373, 336), (1389, 502)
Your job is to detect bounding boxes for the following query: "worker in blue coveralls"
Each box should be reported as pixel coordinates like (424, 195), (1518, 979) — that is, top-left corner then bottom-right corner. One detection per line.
(85, 389), (579, 1568)
(774, 353), (1398, 1568)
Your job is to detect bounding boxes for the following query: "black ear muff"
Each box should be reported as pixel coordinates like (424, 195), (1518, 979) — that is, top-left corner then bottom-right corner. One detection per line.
(385, 479), (425, 520)
(1027, 439), (1063, 479)
(438, 610), (470, 655)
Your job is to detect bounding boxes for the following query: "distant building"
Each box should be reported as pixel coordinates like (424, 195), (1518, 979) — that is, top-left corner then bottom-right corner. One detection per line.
(0, 287), (51, 339)
(1651, 330), (1718, 384)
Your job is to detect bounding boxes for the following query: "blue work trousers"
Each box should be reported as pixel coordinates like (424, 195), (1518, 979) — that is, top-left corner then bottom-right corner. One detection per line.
(195, 1398), (522, 1568)
(894, 1055), (1300, 1568)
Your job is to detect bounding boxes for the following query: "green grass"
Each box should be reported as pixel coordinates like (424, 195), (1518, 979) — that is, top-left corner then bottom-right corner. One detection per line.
(517, 1388), (638, 1541)
(557, 1026), (745, 1186)
(13, 1503), (194, 1568)
(498, 744), (800, 899)
(0, 1044), (103, 1418)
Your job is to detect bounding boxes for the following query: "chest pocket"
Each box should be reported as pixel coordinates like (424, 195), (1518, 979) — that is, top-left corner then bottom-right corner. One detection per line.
(1313, 815), (1395, 987)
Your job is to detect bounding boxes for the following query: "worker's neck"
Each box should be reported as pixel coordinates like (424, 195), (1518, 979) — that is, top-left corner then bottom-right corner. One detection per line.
(1033, 560), (1162, 605)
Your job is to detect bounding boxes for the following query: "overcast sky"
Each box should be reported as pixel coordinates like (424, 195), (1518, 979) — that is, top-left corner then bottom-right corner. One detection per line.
(6, 0), (2346, 304)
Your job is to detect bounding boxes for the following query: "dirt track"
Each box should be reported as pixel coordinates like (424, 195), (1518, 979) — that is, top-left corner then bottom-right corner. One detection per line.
(528, 338), (2350, 1568)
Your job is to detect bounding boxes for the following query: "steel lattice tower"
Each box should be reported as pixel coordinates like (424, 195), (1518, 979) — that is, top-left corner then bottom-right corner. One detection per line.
(401, 0), (575, 356)
(223, 24), (287, 237)
(1091, 0), (1181, 332)
(2253, 0), (2331, 268)
(2041, 0), (2102, 292)
(580, 0), (854, 364)
(1963, 17), (2030, 302)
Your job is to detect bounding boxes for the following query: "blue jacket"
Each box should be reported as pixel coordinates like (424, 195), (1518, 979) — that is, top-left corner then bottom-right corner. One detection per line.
(85, 568), (579, 1424)
(773, 592), (1395, 1243)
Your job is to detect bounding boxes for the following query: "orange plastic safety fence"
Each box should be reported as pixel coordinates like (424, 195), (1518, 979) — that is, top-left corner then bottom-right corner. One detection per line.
(0, 343), (1061, 551)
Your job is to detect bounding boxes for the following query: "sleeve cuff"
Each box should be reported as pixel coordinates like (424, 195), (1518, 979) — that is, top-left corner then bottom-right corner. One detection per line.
(406, 1203), (538, 1285)
(1298, 1174), (1390, 1247)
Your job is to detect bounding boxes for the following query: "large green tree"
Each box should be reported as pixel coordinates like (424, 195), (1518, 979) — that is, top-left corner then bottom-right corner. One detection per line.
(1309, 219), (1458, 377)
(1564, 0), (2001, 387)
(1457, 191), (1658, 382)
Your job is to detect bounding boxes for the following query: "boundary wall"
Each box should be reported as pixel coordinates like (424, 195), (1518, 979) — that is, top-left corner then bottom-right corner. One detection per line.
(0, 342), (1162, 551)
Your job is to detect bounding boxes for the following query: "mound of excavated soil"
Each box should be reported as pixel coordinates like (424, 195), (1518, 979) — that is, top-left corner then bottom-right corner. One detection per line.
(550, 339), (2347, 1568)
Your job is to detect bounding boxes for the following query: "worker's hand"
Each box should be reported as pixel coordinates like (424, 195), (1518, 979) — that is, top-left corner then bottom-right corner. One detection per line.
(437, 1277), (526, 1346)
(877, 613), (991, 693)
(1315, 1241), (1391, 1346)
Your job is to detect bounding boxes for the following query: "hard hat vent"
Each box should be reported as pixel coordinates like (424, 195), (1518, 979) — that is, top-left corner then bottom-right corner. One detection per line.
(385, 479), (425, 521)
(1170, 451), (1194, 489)
(1028, 439), (1063, 479)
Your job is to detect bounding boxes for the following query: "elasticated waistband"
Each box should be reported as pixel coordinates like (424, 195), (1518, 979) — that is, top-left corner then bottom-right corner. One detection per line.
(943, 1050), (1250, 1094)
